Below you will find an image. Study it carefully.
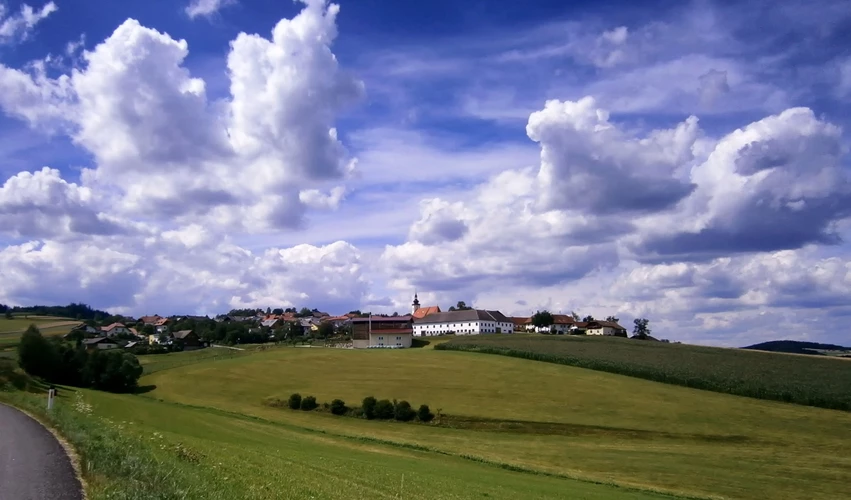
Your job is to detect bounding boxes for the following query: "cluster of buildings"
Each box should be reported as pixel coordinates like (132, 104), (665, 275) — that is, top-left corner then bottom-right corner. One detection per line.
(349, 294), (627, 349)
(69, 315), (202, 351)
(65, 294), (628, 351)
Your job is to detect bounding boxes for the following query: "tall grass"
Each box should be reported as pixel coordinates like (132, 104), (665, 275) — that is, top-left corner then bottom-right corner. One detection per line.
(436, 335), (851, 411)
(0, 384), (227, 499)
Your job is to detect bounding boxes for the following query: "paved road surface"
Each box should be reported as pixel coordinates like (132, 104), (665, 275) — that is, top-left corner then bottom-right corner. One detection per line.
(0, 403), (83, 500)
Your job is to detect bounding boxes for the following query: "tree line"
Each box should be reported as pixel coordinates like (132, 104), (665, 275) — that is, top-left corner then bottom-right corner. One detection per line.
(0, 302), (112, 321)
(18, 325), (142, 393)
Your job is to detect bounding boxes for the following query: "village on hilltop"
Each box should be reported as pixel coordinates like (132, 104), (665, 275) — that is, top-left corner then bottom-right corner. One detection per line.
(57, 293), (637, 352)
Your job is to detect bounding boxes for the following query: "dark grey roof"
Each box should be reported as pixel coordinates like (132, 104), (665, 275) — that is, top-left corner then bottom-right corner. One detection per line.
(83, 337), (114, 344)
(172, 330), (195, 339)
(414, 309), (511, 324)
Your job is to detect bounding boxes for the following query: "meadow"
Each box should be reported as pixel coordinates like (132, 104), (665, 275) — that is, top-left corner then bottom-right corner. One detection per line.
(135, 346), (851, 500)
(436, 334), (851, 410)
(2, 362), (667, 500)
(0, 316), (80, 356)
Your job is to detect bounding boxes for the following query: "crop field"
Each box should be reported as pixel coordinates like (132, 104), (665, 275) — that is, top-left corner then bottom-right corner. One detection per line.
(0, 317), (80, 350)
(134, 346), (851, 500)
(436, 334), (851, 410)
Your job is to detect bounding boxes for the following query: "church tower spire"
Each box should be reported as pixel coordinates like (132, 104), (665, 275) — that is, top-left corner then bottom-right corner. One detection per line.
(412, 291), (420, 314)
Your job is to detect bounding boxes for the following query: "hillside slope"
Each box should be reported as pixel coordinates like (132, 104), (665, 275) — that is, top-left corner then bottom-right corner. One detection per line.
(138, 346), (851, 500)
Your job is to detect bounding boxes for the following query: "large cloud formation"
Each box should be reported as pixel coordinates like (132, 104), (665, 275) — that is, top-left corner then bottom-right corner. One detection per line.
(0, 0), (362, 231)
(0, 0), (849, 347)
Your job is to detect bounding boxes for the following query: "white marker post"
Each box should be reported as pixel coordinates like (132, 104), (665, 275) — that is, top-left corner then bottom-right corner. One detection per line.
(47, 387), (56, 410)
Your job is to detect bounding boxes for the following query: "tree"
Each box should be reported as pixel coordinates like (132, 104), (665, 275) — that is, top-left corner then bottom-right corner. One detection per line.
(374, 399), (395, 419)
(394, 400), (416, 421)
(571, 311), (580, 321)
(531, 310), (554, 328)
(266, 307), (272, 315)
(348, 310), (362, 316)
(605, 316), (620, 323)
(362, 396), (377, 419)
(272, 308), (284, 315)
(17, 325), (57, 379)
(633, 318), (651, 339)
(300, 395), (318, 411)
(582, 315), (595, 322)
(330, 399), (347, 415)
(317, 322), (334, 339)
(4, 311), (11, 320)
(288, 393), (302, 410)
(83, 350), (142, 393)
(417, 404), (434, 422)
(298, 307), (312, 318)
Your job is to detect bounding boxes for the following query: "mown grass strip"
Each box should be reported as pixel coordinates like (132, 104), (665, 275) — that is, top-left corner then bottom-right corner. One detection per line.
(435, 335), (851, 411)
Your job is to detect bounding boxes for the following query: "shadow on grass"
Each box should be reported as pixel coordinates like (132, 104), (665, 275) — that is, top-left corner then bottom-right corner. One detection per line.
(134, 385), (157, 394)
(411, 339), (431, 348)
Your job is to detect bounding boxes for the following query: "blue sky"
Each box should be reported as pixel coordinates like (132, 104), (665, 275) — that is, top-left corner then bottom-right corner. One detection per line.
(0, 0), (849, 346)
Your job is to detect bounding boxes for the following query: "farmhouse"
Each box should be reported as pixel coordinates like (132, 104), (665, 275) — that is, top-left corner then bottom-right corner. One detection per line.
(83, 337), (119, 351)
(585, 320), (628, 336)
(173, 329), (202, 350)
(413, 309), (514, 336)
(101, 322), (131, 337)
(351, 316), (413, 349)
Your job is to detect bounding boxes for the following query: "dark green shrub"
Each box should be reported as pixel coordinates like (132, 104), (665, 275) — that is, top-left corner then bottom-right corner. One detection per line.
(300, 395), (318, 411)
(394, 400), (416, 421)
(330, 399), (347, 415)
(17, 325), (57, 379)
(374, 399), (394, 419)
(288, 393), (302, 410)
(362, 396), (377, 419)
(417, 404), (434, 422)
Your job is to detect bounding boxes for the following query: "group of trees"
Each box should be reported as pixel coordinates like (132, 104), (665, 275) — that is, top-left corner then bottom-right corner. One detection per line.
(447, 301), (472, 312)
(18, 325), (142, 393)
(285, 393), (435, 423)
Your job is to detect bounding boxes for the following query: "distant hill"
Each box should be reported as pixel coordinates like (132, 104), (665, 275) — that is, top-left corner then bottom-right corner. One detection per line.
(743, 340), (851, 356)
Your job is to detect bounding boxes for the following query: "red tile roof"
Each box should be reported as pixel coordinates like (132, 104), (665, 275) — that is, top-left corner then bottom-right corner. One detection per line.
(102, 322), (126, 331)
(412, 306), (440, 319)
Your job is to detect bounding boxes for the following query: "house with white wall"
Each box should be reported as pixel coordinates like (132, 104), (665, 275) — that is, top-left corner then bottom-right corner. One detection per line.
(585, 320), (628, 336)
(413, 309), (514, 336)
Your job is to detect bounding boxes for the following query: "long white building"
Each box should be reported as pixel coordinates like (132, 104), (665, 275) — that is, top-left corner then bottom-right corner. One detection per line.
(412, 309), (514, 336)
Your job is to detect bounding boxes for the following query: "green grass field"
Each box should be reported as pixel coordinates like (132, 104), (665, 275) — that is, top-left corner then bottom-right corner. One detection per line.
(5, 344), (851, 499)
(130, 347), (851, 500)
(436, 334), (851, 410)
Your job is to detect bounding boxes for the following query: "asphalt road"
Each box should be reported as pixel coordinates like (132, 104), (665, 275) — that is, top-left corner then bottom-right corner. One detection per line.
(0, 403), (83, 500)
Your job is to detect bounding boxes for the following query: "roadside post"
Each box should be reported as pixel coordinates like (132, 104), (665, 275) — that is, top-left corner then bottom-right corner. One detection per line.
(47, 385), (56, 410)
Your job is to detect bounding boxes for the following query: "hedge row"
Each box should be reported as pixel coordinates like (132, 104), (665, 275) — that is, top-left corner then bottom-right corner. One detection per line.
(281, 393), (435, 422)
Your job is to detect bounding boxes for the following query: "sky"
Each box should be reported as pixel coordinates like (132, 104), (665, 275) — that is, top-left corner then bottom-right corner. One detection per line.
(0, 0), (849, 347)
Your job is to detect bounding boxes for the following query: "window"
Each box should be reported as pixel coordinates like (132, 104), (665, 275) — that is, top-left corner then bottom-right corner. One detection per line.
(378, 336), (384, 340)
(396, 336), (401, 340)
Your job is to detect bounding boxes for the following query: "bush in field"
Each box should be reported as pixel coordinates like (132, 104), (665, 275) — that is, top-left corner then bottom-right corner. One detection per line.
(330, 399), (347, 415)
(288, 393), (302, 410)
(374, 399), (395, 419)
(300, 395), (318, 411)
(417, 404), (434, 422)
(362, 396), (377, 419)
(394, 400), (416, 421)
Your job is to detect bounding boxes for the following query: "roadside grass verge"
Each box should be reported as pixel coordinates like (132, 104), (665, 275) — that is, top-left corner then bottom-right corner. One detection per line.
(435, 335), (851, 411)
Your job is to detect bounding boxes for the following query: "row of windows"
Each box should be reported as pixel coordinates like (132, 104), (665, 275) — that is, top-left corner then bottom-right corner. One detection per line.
(376, 336), (403, 340)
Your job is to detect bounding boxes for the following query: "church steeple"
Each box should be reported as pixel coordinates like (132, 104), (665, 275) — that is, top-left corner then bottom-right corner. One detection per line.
(412, 291), (420, 314)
